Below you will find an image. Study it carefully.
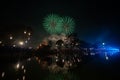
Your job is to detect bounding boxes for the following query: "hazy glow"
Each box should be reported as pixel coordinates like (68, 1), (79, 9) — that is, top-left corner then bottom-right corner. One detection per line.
(105, 47), (120, 55)
(102, 42), (105, 45)
(23, 76), (25, 80)
(16, 63), (20, 69)
(13, 45), (16, 47)
(28, 37), (30, 40)
(29, 47), (32, 49)
(25, 40), (28, 43)
(28, 32), (31, 36)
(10, 36), (13, 40)
(21, 65), (24, 69)
(17, 78), (19, 80)
(19, 41), (24, 46)
(105, 56), (109, 60)
(2, 72), (5, 78)
(24, 69), (26, 73)
(24, 31), (27, 34)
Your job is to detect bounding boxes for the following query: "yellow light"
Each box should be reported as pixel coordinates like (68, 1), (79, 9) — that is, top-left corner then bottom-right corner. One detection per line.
(16, 63), (20, 69)
(19, 41), (24, 46)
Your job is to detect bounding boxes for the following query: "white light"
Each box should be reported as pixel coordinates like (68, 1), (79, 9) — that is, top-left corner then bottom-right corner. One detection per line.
(102, 42), (105, 45)
(21, 65), (24, 69)
(1, 72), (5, 78)
(24, 31), (27, 34)
(27, 58), (31, 61)
(77, 58), (81, 62)
(70, 63), (72, 66)
(23, 76), (25, 80)
(106, 56), (109, 60)
(13, 45), (16, 47)
(62, 59), (64, 62)
(10, 36), (13, 40)
(76, 43), (79, 45)
(19, 41), (24, 46)
(23, 69), (26, 73)
(16, 63), (20, 69)
(28, 33), (31, 36)
(25, 40), (28, 43)
(56, 59), (58, 62)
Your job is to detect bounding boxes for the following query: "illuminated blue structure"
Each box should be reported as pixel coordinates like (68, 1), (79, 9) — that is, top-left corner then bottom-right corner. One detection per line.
(98, 43), (119, 55)
(104, 46), (119, 55)
(94, 42), (120, 60)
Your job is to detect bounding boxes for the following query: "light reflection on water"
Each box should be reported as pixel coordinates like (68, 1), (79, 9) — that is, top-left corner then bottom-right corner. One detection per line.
(0, 56), (80, 80)
(0, 51), (120, 80)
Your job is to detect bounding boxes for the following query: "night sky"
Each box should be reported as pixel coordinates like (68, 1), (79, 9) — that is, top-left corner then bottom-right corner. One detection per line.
(0, 0), (120, 47)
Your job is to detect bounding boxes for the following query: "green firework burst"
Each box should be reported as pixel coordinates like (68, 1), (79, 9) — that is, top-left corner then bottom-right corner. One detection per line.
(61, 17), (75, 35)
(43, 14), (63, 34)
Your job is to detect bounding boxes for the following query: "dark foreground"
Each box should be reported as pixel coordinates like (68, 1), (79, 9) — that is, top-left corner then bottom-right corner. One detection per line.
(0, 47), (120, 80)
